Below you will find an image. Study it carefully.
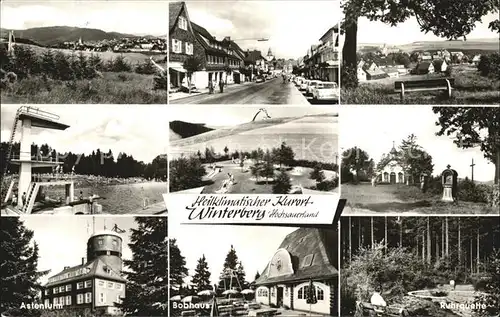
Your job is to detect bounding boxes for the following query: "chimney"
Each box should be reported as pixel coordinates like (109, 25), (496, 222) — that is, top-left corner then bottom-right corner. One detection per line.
(224, 36), (231, 41)
(81, 257), (85, 265)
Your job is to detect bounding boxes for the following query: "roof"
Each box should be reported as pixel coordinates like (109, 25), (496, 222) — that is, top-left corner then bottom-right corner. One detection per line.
(319, 23), (339, 41)
(432, 59), (446, 68)
(169, 2), (184, 32)
(416, 61), (432, 70)
(245, 50), (265, 63)
(254, 228), (338, 286)
(191, 22), (215, 42)
(384, 67), (399, 74)
(90, 230), (123, 239)
(191, 22), (229, 56)
(44, 258), (126, 288)
(365, 68), (387, 77)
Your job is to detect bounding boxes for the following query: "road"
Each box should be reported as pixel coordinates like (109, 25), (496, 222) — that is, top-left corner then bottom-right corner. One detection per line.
(169, 78), (310, 104)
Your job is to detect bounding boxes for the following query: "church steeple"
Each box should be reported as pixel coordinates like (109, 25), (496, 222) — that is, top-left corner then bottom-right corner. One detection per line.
(267, 47), (273, 56)
(390, 141), (398, 157)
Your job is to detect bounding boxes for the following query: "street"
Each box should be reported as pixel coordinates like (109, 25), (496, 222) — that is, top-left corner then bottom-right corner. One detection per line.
(169, 78), (310, 104)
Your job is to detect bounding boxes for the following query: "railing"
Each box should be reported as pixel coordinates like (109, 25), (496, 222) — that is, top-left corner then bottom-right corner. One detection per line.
(17, 106), (60, 121)
(10, 151), (61, 163)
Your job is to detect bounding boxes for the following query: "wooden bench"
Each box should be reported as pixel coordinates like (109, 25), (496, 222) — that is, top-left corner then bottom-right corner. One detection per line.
(356, 301), (408, 316)
(180, 310), (196, 316)
(394, 78), (455, 101)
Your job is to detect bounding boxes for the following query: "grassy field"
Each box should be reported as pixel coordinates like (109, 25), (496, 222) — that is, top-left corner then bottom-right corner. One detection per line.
(342, 183), (497, 214)
(2, 71), (167, 104)
(342, 64), (500, 104)
(1, 43), (167, 103)
(170, 115), (338, 163)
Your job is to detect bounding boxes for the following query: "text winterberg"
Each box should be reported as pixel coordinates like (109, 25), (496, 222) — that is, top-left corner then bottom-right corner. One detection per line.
(187, 206), (266, 220)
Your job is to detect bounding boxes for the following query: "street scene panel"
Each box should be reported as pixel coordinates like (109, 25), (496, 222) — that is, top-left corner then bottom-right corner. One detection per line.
(0, 1), (168, 104)
(0, 215), (167, 317)
(340, 106), (499, 214)
(169, 106), (339, 194)
(340, 216), (500, 317)
(340, 0), (500, 104)
(170, 223), (339, 316)
(169, 1), (340, 105)
(1, 105), (168, 215)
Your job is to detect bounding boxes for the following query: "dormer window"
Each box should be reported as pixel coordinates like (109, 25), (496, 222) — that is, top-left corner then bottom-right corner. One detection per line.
(178, 17), (187, 30)
(301, 254), (314, 268)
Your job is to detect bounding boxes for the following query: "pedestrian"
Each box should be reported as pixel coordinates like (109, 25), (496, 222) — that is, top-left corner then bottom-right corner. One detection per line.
(79, 191), (84, 200)
(12, 193), (17, 206)
(22, 192), (26, 206)
(208, 80), (213, 94)
(219, 79), (224, 93)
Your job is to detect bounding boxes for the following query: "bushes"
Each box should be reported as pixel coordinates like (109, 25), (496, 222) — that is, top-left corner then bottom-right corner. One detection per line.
(486, 185), (499, 208)
(457, 178), (490, 203)
(477, 53), (500, 79)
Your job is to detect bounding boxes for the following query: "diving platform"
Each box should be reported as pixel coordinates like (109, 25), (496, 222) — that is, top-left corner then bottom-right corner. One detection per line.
(17, 106), (70, 130)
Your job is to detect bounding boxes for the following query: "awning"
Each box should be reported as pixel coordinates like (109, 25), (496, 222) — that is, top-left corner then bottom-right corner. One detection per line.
(169, 64), (186, 73)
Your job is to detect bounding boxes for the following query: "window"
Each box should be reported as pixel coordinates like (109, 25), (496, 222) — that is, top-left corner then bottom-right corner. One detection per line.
(85, 292), (92, 303)
(301, 254), (314, 268)
(115, 283), (123, 290)
(77, 294), (84, 304)
(84, 280), (92, 288)
(97, 239), (103, 245)
(317, 286), (324, 300)
(178, 16), (187, 30)
(54, 298), (58, 305)
(185, 43), (193, 55)
(172, 39), (182, 53)
(65, 295), (71, 305)
(116, 295), (121, 303)
(98, 280), (105, 287)
(66, 284), (71, 291)
(54, 287), (59, 294)
(107, 282), (114, 289)
(112, 239), (118, 247)
(298, 287), (303, 299)
(270, 287), (275, 297)
(77, 282), (83, 290)
(44, 299), (49, 307)
(99, 292), (106, 304)
(45, 289), (49, 295)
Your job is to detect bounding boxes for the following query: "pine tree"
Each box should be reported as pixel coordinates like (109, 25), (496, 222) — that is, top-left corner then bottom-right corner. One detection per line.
(273, 171), (292, 194)
(220, 245), (244, 289)
(169, 239), (188, 293)
(0, 217), (48, 316)
(119, 217), (168, 316)
(191, 255), (211, 293)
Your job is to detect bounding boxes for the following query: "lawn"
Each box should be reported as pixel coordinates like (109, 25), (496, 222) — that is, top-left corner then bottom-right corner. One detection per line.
(1, 71), (168, 104)
(341, 64), (500, 104)
(198, 161), (334, 194)
(342, 183), (497, 214)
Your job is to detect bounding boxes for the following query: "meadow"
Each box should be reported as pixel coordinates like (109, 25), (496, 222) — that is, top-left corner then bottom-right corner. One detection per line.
(0, 44), (168, 104)
(341, 64), (500, 104)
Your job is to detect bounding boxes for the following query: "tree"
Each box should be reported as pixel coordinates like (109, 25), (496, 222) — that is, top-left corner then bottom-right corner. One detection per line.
(473, 249), (500, 317)
(398, 134), (434, 183)
(191, 255), (212, 293)
(219, 245), (243, 290)
(0, 217), (49, 316)
(223, 146), (229, 158)
(183, 57), (202, 94)
(119, 217), (168, 316)
(341, 146), (372, 183)
(310, 164), (326, 183)
(169, 239), (188, 293)
(341, 0), (500, 88)
(273, 171), (292, 194)
(272, 142), (295, 168)
(169, 156), (206, 192)
(433, 107), (500, 184)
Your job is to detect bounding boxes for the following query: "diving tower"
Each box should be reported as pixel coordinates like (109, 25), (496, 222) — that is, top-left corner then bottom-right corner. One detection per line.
(2, 106), (74, 213)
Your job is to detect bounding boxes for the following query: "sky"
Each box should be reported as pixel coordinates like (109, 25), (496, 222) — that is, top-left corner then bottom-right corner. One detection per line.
(340, 106), (496, 182)
(170, 219), (297, 286)
(19, 216), (142, 285)
(184, 0), (340, 59)
(168, 105), (338, 127)
(357, 12), (499, 45)
(0, 1), (169, 36)
(1, 105), (169, 163)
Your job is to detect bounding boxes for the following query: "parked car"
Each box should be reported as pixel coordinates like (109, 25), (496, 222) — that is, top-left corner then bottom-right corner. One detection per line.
(255, 76), (264, 83)
(312, 81), (339, 101)
(300, 80), (310, 91)
(295, 77), (304, 85)
(306, 80), (322, 95)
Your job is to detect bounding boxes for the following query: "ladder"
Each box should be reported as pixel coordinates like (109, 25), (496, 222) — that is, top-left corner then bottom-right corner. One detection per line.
(1, 108), (22, 181)
(3, 180), (15, 203)
(22, 182), (39, 214)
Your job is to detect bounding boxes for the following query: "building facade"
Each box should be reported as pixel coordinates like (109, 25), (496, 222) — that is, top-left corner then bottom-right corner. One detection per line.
(376, 143), (406, 184)
(42, 230), (126, 316)
(255, 228), (338, 316)
(318, 24), (340, 83)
